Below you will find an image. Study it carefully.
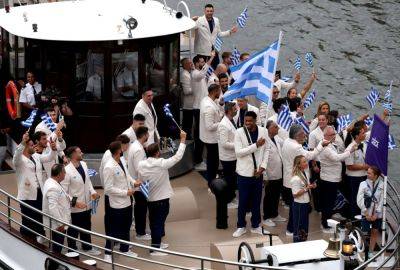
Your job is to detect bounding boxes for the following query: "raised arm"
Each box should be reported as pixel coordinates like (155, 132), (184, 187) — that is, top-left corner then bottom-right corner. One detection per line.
(299, 72), (317, 99)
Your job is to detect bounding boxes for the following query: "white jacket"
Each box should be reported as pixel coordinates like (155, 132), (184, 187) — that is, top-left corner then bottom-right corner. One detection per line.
(233, 104), (260, 127)
(234, 126), (269, 177)
(99, 150), (112, 187)
(200, 96), (222, 144)
(282, 138), (323, 188)
(181, 69), (194, 109)
(103, 158), (136, 209)
(127, 140), (146, 179)
(193, 15), (231, 56)
(319, 144), (350, 182)
(263, 135), (284, 181)
(122, 126), (137, 143)
(217, 116), (237, 161)
(13, 143), (56, 200)
(207, 73), (219, 87)
(192, 64), (209, 109)
(43, 178), (71, 230)
(133, 99), (159, 144)
(62, 162), (96, 213)
(357, 179), (384, 218)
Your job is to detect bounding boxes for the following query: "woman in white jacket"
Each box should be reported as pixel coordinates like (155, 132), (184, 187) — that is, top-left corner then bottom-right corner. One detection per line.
(357, 166), (384, 253)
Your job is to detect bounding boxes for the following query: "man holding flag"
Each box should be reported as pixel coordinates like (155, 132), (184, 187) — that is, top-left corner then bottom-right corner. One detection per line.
(192, 4), (237, 69)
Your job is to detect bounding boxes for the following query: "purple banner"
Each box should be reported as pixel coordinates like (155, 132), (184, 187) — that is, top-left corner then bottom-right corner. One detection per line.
(365, 114), (389, 176)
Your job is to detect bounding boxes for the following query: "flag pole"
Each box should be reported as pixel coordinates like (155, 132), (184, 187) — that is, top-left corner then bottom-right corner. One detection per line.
(380, 174), (388, 255)
(263, 31), (283, 127)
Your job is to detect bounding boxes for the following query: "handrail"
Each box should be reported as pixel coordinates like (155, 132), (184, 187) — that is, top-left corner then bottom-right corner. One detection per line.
(0, 187), (300, 270)
(0, 178), (399, 269)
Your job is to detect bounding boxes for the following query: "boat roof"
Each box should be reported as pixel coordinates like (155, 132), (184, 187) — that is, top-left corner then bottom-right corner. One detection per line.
(0, 0), (195, 41)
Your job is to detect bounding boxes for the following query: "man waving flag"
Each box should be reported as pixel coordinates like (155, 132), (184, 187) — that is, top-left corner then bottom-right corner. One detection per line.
(223, 31), (282, 105)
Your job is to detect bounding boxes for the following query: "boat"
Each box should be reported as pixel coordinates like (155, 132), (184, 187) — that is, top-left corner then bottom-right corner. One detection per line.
(0, 1), (399, 269)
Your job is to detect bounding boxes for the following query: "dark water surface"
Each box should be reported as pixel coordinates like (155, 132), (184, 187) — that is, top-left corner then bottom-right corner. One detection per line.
(171, 0), (400, 179)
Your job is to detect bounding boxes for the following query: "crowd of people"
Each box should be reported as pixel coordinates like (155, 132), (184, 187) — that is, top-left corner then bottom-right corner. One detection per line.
(9, 2), (390, 264)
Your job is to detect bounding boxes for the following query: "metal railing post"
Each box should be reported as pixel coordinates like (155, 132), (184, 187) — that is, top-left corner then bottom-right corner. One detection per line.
(7, 196), (11, 226)
(111, 240), (115, 270)
(200, 259), (204, 270)
(49, 218), (52, 250)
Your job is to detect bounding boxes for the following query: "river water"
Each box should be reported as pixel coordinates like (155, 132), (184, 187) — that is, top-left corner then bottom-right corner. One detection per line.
(170, 0), (400, 179)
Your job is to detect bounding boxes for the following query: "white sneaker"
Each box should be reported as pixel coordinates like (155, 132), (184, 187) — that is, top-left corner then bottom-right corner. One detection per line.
(136, 234), (151, 241)
(227, 202), (238, 209)
(251, 226), (268, 235)
(121, 250), (138, 258)
(36, 236), (47, 244)
(245, 212), (251, 217)
(283, 205), (290, 210)
(272, 215), (287, 222)
(160, 243), (169, 249)
(320, 225), (334, 234)
(263, 219), (276, 227)
(104, 254), (112, 263)
(332, 213), (345, 220)
(232, 227), (247, 238)
(194, 161), (207, 171)
(150, 251), (168, 256)
(285, 230), (293, 236)
(85, 248), (102, 256)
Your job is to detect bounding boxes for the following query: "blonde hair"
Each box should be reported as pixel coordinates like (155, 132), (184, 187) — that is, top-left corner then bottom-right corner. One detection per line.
(292, 155), (306, 178)
(316, 101), (330, 116)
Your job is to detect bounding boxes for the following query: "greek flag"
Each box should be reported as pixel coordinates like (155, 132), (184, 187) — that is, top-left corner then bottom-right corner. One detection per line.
(366, 87), (379, 109)
(295, 117), (310, 135)
(305, 52), (313, 67)
(40, 114), (57, 132)
(365, 116), (374, 128)
(230, 47), (241, 66)
(388, 134), (397, 150)
(303, 89), (316, 110)
(294, 56), (302, 70)
(88, 168), (98, 177)
(277, 105), (293, 131)
(236, 7), (248, 28)
(281, 76), (291, 82)
(223, 32), (282, 104)
(206, 65), (214, 80)
(382, 102), (393, 113)
(90, 198), (99, 215)
(140, 181), (150, 199)
(214, 35), (223, 52)
(333, 191), (348, 211)
(336, 114), (352, 133)
(384, 80), (393, 102)
(21, 109), (38, 128)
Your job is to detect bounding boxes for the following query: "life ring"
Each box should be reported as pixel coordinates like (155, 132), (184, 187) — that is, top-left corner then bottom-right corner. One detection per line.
(5, 81), (19, 119)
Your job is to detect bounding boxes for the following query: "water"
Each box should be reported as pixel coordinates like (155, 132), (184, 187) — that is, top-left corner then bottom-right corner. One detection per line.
(170, 0), (400, 179)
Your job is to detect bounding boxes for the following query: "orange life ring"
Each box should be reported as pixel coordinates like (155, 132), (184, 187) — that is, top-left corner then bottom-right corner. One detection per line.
(5, 81), (19, 120)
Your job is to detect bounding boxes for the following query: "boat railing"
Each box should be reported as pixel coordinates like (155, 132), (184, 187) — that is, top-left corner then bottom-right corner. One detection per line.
(0, 180), (399, 270)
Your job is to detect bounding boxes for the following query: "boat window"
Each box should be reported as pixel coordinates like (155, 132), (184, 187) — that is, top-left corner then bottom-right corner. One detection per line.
(75, 52), (104, 102)
(145, 45), (166, 97)
(112, 51), (139, 101)
(16, 37), (25, 79)
(44, 258), (70, 270)
(8, 34), (15, 79)
(169, 38), (179, 92)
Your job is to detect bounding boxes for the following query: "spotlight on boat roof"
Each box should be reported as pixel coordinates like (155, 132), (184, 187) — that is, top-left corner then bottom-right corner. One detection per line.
(123, 16), (138, 38)
(176, 12), (183, 19)
(141, 0), (146, 3)
(32, 23), (38, 32)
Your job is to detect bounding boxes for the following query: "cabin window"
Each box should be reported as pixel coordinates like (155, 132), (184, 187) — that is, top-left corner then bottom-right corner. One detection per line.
(8, 33), (16, 79)
(16, 37), (25, 79)
(169, 39), (179, 92)
(75, 52), (104, 102)
(145, 45), (166, 96)
(112, 51), (139, 101)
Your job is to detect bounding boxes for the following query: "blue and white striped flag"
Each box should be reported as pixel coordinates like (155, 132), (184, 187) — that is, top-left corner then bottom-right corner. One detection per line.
(295, 117), (310, 135)
(214, 35), (223, 52)
(88, 168), (98, 177)
(382, 102), (393, 113)
(336, 114), (352, 133)
(365, 116), (374, 128)
(230, 47), (241, 66)
(305, 52), (313, 67)
(140, 181), (150, 199)
(388, 134), (397, 150)
(41, 114), (57, 132)
(224, 32), (282, 105)
(277, 105), (293, 131)
(384, 80), (393, 102)
(236, 7), (248, 28)
(90, 198), (99, 215)
(303, 89), (316, 110)
(333, 191), (348, 211)
(206, 65), (214, 80)
(366, 87), (380, 109)
(281, 76), (291, 82)
(294, 56), (302, 70)
(21, 109), (38, 128)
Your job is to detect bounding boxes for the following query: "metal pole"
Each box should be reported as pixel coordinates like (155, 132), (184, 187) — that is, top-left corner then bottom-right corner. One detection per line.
(380, 175), (388, 261)
(200, 259), (204, 270)
(177, 1), (192, 59)
(7, 196), (11, 226)
(49, 218), (52, 249)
